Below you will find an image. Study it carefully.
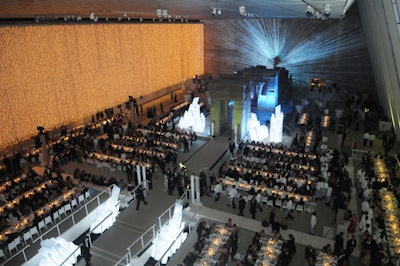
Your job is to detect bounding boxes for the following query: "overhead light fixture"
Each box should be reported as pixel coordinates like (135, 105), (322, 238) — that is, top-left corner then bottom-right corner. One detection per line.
(162, 9), (168, 18)
(123, 12), (127, 17)
(239, 6), (246, 16)
(306, 5), (314, 17)
(156, 9), (162, 17)
(217, 9), (222, 15)
(212, 7), (217, 16)
(90, 12), (95, 20)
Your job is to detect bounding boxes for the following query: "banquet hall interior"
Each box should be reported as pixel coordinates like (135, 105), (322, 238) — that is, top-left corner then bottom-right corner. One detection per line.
(1, 0), (400, 266)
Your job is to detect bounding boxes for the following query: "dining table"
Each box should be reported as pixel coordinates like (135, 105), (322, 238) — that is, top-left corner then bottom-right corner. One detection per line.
(255, 237), (283, 266)
(193, 224), (232, 266)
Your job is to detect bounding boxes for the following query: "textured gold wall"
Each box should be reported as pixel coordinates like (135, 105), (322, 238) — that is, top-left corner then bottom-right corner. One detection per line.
(0, 23), (204, 148)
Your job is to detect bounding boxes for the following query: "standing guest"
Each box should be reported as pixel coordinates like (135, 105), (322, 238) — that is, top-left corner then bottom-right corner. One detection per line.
(269, 207), (276, 226)
(227, 186), (237, 209)
(346, 235), (357, 256)
(136, 185), (148, 210)
(238, 195), (246, 216)
(213, 181), (222, 201)
(363, 131), (370, 147)
(209, 174), (216, 193)
(310, 212), (317, 235)
(196, 220), (206, 240)
(229, 140), (236, 157)
(255, 190), (263, 212)
(347, 213), (358, 238)
(249, 198), (257, 219)
(369, 133), (376, 148)
(285, 197), (294, 220)
(334, 232), (344, 255)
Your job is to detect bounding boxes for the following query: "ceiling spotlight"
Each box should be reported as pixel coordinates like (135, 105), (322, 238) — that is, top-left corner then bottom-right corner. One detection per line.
(217, 9), (222, 15)
(90, 12), (95, 20)
(324, 4), (332, 17)
(239, 6), (246, 16)
(212, 7), (217, 16)
(156, 9), (162, 17)
(306, 5), (314, 17)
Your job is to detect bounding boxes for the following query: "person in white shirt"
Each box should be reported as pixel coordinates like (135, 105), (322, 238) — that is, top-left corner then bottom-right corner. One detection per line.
(285, 198), (294, 220)
(363, 131), (370, 147)
(228, 186), (237, 209)
(255, 190), (263, 212)
(213, 182), (222, 202)
(310, 212), (317, 235)
(326, 186), (333, 206)
(369, 133), (376, 148)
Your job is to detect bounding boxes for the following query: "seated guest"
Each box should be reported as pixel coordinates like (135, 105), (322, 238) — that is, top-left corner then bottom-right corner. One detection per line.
(218, 244), (230, 265)
(261, 215), (269, 227)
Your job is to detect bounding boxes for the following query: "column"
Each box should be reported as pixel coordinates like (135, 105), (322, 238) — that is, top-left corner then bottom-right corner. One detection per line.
(194, 175), (201, 204)
(142, 165), (147, 189)
(190, 175), (195, 203)
(136, 165), (142, 186)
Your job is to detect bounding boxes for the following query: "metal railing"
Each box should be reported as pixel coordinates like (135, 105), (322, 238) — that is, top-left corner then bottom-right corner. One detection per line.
(113, 224), (157, 266)
(33, 184), (117, 245)
(112, 190), (190, 266)
(4, 184), (117, 265)
(154, 210), (200, 266)
(158, 190), (189, 230)
(59, 245), (81, 266)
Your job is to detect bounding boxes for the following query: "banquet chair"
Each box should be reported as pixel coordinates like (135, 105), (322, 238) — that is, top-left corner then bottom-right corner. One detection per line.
(85, 191), (91, 201)
(296, 204), (305, 213)
(23, 231), (33, 245)
(64, 203), (72, 214)
(96, 160), (103, 171)
(71, 199), (78, 209)
(38, 220), (46, 233)
(275, 199), (282, 208)
(233, 253), (244, 262)
(30, 226), (39, 239)
(78, 194), (85, 206)
(44, 216), (53, 228)
(53, 211), (60, 222)
(8, 239), (17, 255)
(13, 236), (23, 250)
(0, 248), (5, 261)
(102, 161), (110, 171)
(58, 206), (66, 217)
(267, 199), (274, 207)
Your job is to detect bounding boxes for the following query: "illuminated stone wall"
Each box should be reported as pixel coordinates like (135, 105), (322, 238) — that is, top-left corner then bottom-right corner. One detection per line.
(0, 23), (204, 148)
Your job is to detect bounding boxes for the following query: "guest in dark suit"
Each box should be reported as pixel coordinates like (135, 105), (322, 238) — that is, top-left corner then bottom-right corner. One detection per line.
(136, 185), (148, 210)
(346, 235), (357, 255)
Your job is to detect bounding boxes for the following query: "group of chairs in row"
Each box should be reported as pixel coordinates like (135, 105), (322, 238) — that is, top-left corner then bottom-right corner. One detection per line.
(0, 190), (92, 261)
